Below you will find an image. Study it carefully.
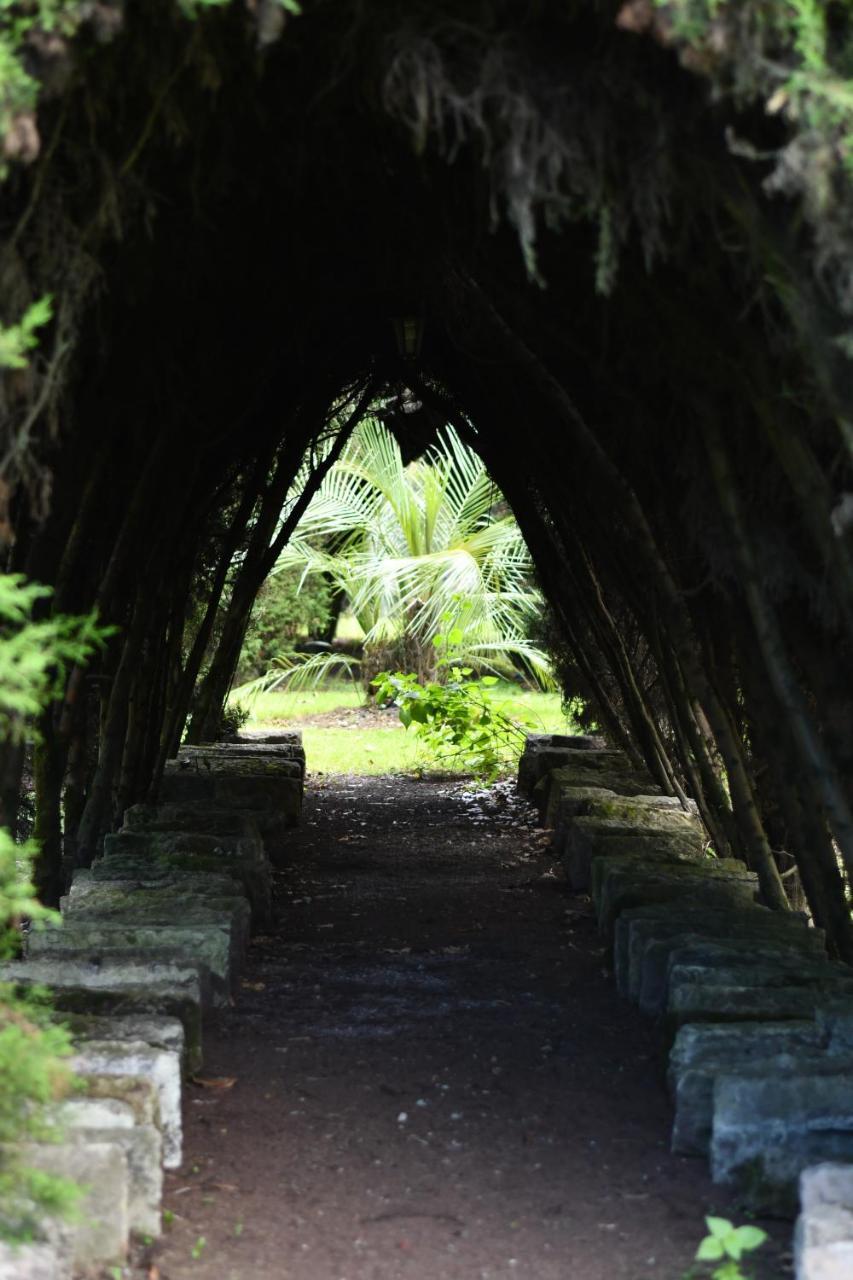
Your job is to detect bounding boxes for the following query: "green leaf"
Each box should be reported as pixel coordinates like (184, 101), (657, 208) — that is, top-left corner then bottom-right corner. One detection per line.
(731, 1225), (767, 1252)
(705, 1217), (733, 1239)
(480, 675), (498, 686)
(696, 1238), (726, 1262)
(0, 295), (54, 370)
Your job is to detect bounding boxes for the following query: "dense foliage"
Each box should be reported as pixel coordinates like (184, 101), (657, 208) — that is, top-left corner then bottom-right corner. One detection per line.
(267, 419), (551, 690)
(372, 667), (529, 780)
(235, 566), (332, 685)
(1, 0), (853, 979)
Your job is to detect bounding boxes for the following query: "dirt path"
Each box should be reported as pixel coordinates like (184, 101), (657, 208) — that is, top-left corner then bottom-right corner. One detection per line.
(149, 775), (789, 1280)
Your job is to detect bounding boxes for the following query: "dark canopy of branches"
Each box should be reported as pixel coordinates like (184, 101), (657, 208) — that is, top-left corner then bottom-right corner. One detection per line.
(2, 1), (853, 960)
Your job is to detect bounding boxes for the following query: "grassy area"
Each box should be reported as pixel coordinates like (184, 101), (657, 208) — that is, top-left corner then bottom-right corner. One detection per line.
(302, 725), (441, 775)
(234, 684), (363, 722)
(230, 680), (575, 776)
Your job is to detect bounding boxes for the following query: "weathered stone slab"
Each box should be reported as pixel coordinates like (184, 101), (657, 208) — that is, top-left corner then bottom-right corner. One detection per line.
(712, 1065), (853, 1215)
(4, 976), (202, 1074)
(69, 865), (242, 897)
(18, 1140), (129, 1266)
(795, 1163), (853, 1280)
(668, 1022), (823, 1155)
(517, 734), (607, 798)
(0, 953), (208, 1014)
(593, 857), (758, 938)
(167, 754), (303, 780)
(0, 1242), (71, 1279)
(668, 983), (846, 1030)
(101, 828), (271, 928)
(29, 923), (233, 1006)
(63, 876), (251, 957)
(56, 1097), (162, 1235)
(640, 936), (833, 1017)
(565, 821), (706, 892)
(124, 801), (262, 840)
(20, 940), (219, 1010)
(158, 771), (302, 858)
(818, 1002), (853, 1056)
(556, 791), (700, 858)
(71, 1039), (183, 1167)
(79, 1074), (160, 1128)
(535, 755), (661, 824)
(238, 730), (302, 745)
(670, 959), (853, 1002)
(180, 741), (305, 763)
(57, 1012), (185, 1071)
(615, 905), (823, 1000)
(106, 827), (263, 859)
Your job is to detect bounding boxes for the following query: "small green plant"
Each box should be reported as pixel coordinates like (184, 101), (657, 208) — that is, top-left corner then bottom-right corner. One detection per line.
(191, 1235), (207, 1259)
(218, 700), (251, 739)
(163, 1209), (175, 1227)
(694, 1216), (768, 1279)
(0, 297), (53, 370)
(372, 665), (529, 780)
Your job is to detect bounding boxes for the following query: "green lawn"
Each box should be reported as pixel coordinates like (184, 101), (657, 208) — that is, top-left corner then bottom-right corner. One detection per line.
(235, 684), (363, 722)
(301, 725), (442, 775)
(230, 680), (575, 776)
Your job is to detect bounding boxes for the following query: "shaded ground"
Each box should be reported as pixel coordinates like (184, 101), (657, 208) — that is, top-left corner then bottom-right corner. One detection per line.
(146, 775), (790, 1280)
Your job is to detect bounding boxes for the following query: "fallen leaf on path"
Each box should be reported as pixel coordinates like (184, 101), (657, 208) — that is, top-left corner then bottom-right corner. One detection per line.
(192, 1076), (237, 1090)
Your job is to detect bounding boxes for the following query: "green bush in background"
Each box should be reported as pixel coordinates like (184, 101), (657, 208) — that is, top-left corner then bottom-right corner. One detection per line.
(235, 566), (332, 685)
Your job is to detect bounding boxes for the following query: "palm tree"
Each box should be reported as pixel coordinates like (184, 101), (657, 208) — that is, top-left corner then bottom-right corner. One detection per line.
(253, 418), (553, 690)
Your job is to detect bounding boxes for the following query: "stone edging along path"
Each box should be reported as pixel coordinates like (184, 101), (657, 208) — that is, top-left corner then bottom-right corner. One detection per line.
(521, 733), (853, 1280)
(0, 733), (304, 1279)
(2, 729), (852, 1277)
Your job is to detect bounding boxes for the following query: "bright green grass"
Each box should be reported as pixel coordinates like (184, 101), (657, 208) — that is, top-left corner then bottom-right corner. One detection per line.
(301, 725), (446, 775)
(230, 680), (575, 775)
(233, 683), (363, 722)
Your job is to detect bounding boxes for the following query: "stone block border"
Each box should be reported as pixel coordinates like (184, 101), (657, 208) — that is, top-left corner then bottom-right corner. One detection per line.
(518, 733), (853, 1278)
(3, 733), (303, 1272)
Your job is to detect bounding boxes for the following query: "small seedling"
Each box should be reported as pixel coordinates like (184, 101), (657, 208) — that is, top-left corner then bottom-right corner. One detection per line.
(163, 1209), (175, 1227)
(695, 1216), (767, 1279)
(234, 1220), (244, 1236)
(191, 1235), (207, 1260)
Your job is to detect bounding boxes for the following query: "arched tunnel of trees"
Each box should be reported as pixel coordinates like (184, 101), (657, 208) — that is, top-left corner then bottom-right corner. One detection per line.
(3, 1), (853, 1275)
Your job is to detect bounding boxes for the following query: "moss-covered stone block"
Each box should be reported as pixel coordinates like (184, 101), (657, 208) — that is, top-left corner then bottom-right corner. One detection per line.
(668, 1022), (822, 1156)
(711, 1065), (853, 1216)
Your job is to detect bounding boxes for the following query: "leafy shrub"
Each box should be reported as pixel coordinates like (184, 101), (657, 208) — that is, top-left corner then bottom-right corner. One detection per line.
(235, 567), (333, 685)
(372, 665), (530, 780)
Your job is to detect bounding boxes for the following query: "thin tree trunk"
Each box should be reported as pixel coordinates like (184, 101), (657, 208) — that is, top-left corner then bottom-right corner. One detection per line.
(704, 414), (853, 888)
